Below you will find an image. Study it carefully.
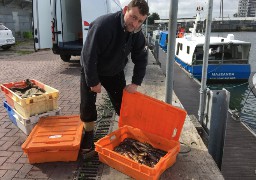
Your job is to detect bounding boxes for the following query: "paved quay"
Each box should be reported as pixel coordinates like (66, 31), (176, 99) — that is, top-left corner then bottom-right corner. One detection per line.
(0, 48), (223, 179)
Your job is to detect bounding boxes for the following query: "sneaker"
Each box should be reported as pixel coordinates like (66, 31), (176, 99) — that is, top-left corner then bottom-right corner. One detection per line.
(80, 130), (96, 159)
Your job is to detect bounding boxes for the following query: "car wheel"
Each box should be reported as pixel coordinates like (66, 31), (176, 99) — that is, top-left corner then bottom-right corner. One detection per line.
(1, 46), (11, 50)
(60, 54), (71, 62)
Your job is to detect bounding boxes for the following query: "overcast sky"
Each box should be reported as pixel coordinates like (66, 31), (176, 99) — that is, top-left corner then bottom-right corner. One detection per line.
(120, 0), (239, 19)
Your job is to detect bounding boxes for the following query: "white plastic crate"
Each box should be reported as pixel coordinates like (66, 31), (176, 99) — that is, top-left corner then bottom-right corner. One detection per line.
(4, 101), (61, 135)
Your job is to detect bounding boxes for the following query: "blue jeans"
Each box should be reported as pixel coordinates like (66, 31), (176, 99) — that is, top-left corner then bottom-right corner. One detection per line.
(80, 68), (126, 122)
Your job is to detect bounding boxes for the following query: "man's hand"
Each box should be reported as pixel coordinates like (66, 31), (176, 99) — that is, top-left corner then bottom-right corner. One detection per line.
(125, 83), (138, 93)
(90, 83), (101, 93)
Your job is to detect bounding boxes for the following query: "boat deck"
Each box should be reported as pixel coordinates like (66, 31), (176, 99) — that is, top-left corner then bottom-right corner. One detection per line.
(170, 50), (256, 179)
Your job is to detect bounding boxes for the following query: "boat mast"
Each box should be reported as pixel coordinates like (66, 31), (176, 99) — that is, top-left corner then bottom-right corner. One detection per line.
(220, 0), (223, 21)
(190, 6), (203, 38)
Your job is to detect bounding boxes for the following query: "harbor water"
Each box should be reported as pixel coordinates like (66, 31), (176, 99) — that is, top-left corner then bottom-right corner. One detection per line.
(209, 32), (256, 133)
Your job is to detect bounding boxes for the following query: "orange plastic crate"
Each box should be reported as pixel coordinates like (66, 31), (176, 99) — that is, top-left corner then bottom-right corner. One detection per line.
(95, 90), (187, 180)
(21, 115), (83, 164)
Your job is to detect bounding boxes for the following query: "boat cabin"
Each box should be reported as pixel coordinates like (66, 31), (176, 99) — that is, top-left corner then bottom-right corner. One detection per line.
(175, 35), (251, 66)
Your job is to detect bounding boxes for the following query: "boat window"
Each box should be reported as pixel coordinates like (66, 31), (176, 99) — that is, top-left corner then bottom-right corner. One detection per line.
(180, 43), (183, 50)
(223, 44), (249, 64)
(176, 43), (180, 55)
(209, 45), (223, 61)
(187, 46), (190, 54)
(193, 44), (250, 65)
(223, 45), (232, 59)
(193, 46), (204, 64)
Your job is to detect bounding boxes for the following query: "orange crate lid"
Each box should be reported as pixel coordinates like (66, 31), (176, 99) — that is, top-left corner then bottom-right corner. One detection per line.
(119, 91), (187, 142)
(22, 115), (83, 153)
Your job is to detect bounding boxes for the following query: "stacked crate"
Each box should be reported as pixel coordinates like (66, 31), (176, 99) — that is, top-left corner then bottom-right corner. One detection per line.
(1, 79), (60, 135)
(22, 115), (83, 164)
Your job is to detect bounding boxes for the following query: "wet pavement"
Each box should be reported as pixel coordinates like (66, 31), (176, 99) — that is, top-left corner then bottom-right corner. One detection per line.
(0, 43), (84, 179)
(0, 42), (223, 179)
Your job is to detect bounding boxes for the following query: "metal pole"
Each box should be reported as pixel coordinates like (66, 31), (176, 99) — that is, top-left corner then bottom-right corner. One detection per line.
(221, 0), (223, 22)
(165, 0), (178, 104)
(145, 0), (148, 41)
(198, 0), (213, 124)
(207, 89), (230, 169)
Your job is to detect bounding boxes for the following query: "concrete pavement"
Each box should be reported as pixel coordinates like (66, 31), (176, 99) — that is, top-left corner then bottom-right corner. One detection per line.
(0, 47), (223, 179)
(0, 50), (82, 180)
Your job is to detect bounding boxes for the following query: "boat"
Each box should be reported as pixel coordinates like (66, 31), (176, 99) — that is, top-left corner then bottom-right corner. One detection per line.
(175, 33), (251, 82)
(158, 28), (185, 52)
(174, 13), (251, 82)
(159, 31), (168, 52)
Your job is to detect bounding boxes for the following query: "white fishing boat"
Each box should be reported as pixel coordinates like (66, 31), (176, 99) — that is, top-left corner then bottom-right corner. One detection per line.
(174, 13), (251, 82)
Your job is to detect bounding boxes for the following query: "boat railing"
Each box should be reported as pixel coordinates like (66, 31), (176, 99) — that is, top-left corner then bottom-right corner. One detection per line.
(194, 58), (249, 65)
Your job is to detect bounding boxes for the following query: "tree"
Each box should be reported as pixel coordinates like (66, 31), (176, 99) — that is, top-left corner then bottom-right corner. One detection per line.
(233, 13), (238, 17)
(148, 12), (160, 25)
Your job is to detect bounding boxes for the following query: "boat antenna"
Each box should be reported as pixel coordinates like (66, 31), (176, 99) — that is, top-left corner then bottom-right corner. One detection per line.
(191, 6), (203, 37)
(220, 0), (223, 21)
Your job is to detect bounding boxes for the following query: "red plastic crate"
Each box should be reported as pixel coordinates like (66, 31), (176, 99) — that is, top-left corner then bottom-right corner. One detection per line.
(21, 115), (83, 164)
(95, 90), (187, 180)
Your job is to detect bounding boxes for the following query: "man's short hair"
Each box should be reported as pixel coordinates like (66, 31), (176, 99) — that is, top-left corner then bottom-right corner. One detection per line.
(128, 0), (149, 16)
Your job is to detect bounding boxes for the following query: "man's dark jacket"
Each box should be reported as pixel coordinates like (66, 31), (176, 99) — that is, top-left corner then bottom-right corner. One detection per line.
(80, 11), (148, 87)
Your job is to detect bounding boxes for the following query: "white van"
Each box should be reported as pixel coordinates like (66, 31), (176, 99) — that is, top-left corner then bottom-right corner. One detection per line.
(33, 0), (122, 62)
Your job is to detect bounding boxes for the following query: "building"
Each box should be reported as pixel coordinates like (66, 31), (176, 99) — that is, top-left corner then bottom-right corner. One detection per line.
(247, 0), (256, 17)
(238, 0), (256, 17)
(0, 0), (32, 39)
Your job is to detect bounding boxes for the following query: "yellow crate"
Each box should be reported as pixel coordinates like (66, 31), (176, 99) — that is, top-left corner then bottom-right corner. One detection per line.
(1, 79), (59, 118)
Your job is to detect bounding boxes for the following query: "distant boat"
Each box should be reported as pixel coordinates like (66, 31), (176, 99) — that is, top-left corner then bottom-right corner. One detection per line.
(159, 31), (168, 52)
(173, 12), (251, 82)
(158, 28), (185, 52)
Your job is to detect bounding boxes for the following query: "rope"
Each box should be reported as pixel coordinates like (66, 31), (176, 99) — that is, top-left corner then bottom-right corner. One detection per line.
(223, 81), (249, 89)
(226, 82), (254, 122)
(179, 141), (191, 154)
(240, 84), (255, 113)
(182, 58), (222, 79)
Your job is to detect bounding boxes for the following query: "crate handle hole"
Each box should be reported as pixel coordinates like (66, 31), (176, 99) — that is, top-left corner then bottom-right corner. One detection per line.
(172, 128), (177, 138)
(110, 135), (116, 141)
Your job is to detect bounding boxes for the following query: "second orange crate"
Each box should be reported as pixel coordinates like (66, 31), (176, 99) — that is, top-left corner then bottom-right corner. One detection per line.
(95, 91), (187, 180)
